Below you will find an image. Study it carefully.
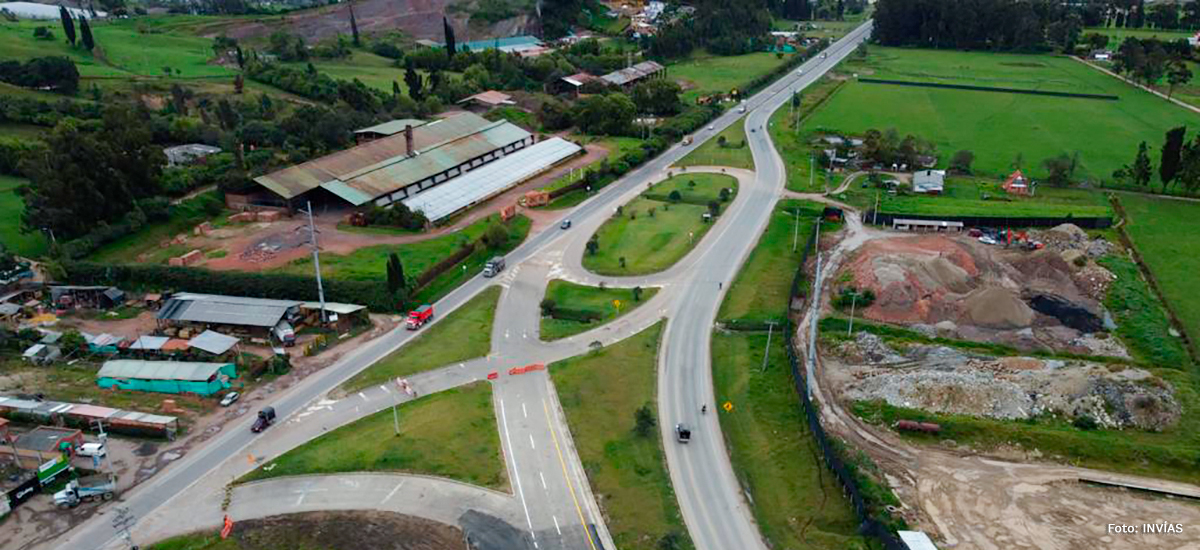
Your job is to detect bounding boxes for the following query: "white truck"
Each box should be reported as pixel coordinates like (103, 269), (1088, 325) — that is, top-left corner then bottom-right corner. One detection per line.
(482, 256), (505, 278)
(54, 474), (117, 509)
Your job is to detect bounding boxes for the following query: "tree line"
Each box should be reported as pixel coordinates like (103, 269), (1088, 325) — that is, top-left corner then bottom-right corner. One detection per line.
(1110, 37), (1194, 98)
(1114, 126), (1200, 195)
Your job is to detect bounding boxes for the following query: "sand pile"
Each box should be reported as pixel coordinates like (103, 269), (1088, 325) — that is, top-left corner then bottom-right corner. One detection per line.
(963, 287), (1034, 329)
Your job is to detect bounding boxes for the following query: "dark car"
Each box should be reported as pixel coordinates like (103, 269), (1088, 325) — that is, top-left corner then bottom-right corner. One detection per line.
(560, 219), (572, 230)
(251, 406), (276, 433)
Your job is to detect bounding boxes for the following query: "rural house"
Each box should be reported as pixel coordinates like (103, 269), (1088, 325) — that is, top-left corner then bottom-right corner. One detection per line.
(97, 360), (237, 397)
(912, 170), (945, 194)
(1003, 170), (1034, 196)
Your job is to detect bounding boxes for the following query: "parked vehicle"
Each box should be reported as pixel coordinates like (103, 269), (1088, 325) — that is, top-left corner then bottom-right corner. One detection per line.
(560, 219), (572, 230)
(251, 406), (276, 433)
(273, 321), (296, 347)
(220, 392), (240, 407)
(406, 305), (434, 330)
(54, 474), (116, 509)
(483, 257), (506, 278)
(75, 443), (106, 458)
(675, 423), (691, 444)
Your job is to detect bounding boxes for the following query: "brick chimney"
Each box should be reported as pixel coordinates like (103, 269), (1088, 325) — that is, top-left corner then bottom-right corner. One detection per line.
(404, 125), (414, 156)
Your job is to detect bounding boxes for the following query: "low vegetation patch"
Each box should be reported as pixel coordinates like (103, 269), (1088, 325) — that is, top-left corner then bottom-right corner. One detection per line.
(341, 287), (500, 393)
(550, 322), (693, 550)
(676, 121), (753, 170)
(769, 76), (846, 193)
(835, 175), (1111, 219)
(719, 200), (826, 324)
(540, 280), (658, 341)
(1098, 255), (1191, 368)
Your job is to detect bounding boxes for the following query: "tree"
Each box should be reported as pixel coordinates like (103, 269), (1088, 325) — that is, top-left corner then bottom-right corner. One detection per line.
(348, 4), (360, 46)
(1167, 60), (1193, 99)
(386, 252), (406, 295)
(668, 190), (682, 202)
(405, 58), (424, 102)
(630, 79), (682, 116)
(235, 46), (245, 69)
(633, 286), (643, 301)
(586, 237), (599, 256)
(1160, 126), (1187, 193)
(33, 26), (54, 41)
(1041, 154), (1073, 187)
(633, 403), (656, 437)
(1177, 135), (1200, 195)
(1133, 140), (1154, 187)
(540, 298), (557, 316)
(59, 6), (76, 46)
(949, 150), (975, 174)
(392, 80), (402, 99)
(79, 16), (94, 51)
(443, 17), (456, 59)
(61, 330), (86, 353)
(483, 224), (508, 249)
(707, 200), (720, 218)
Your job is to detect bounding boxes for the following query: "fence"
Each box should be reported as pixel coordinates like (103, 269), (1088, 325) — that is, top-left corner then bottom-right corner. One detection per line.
(864, 210), (1113, 229)
(858, 78), (1119, 100)
(782, 218), (909, 550)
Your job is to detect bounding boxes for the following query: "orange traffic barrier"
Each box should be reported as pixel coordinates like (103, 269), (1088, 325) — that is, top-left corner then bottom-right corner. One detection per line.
(487, 371), (499, 380)
(508, 366), (526, 376)
(525, 363), (546, 372)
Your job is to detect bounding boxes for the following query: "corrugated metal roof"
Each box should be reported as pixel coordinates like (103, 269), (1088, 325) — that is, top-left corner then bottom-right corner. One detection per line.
(0, 397), (41, 410)
(319, 180), (375, 207)
(15, 426), (79, 452)
(601, 60), (665, 87)
(158, 293), (300, 328)
(301, 302), (367, 315)
(99, 360), (232, 382)
(355, 119), (427, 136)
(254, 113), (500, 200)
(189, 330), (239, 355)
(403, 138), (582, 222)
(127, 335), (169, 351)
(65, 404), (118, 419)
(898, 531), (940, 550)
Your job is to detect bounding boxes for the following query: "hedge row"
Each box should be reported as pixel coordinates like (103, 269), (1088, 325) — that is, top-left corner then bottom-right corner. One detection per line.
(549, 307), (604, 323)
(550, 136), (673, 199)
(62, 261), (398, 312)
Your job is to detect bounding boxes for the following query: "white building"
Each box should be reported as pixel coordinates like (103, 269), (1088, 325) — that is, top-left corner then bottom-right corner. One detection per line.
(912, 169), (946, 194)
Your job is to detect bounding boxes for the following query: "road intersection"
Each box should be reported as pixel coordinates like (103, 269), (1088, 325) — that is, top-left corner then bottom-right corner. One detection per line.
(50, 21), (873, 550)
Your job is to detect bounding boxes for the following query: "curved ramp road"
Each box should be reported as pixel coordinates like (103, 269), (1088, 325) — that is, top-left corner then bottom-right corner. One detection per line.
(48, 21), (873, 550)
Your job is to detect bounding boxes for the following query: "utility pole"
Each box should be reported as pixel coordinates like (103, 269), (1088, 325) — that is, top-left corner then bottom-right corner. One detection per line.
(809, 154), (814, 189)
(847, 291), (858, 336)
(873, 190), (880, 226)
(792, 205), (800, 252)
(111, 506), (138, 550)
(90, 418), (113, 473)
(301, 201), (327, 323)
(761, 321), (777, 372)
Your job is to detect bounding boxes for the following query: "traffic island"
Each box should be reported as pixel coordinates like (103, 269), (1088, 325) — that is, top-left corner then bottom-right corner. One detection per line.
(539, 280), (659, 341)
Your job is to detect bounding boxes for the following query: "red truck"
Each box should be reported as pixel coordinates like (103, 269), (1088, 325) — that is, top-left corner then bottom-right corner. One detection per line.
(406, 304), (434, 330)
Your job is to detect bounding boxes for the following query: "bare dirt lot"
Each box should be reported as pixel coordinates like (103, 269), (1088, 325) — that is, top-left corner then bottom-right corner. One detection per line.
(153, 510), (466, 549)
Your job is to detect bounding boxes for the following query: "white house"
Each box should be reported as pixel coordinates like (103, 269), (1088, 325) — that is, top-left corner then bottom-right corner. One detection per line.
(912, 169), (946, 194)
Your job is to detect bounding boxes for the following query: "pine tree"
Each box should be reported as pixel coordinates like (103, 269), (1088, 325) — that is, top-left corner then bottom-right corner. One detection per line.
(1160, 126), (1187, 193)
(386, 253), (406, 295)
(1133, 140), (1153, 187)
(405, 58), (424, 101)
(443, 17), (457, 59)
(79, 17), (94, 51)
(349, 4), (360, 47)
(235, 46), (245, 69)
(392, 80), (401, 98)
(59, 6), (76, 46)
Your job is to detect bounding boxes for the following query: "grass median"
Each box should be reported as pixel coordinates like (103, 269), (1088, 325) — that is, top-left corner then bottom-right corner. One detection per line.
(540, 280), (659, 341)
(583, 173), (737, 276)
(711, 331), (866, 549)
(550, 322), (693, 550)
(677, 122), (754, 170)
(240, 381), (506, 489)
(341, 286), (500, 393)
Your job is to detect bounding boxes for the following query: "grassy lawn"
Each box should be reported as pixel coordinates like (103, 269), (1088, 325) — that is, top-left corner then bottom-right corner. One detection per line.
(583, 173), (737, 275)
(283, 50), (441, 95)
(670, 51), (792, 104)
(279, 215), (529, 282)
(540, 136), (645, 193)
(341, 286), (500, 393)
(718, 201), (825, 324)
(804, 47), (1198, 185)
(770, 76), (847, 192)
(0, 174), (47, 257)
(1117, 193), (1200, 355)
(835, 176), (1112, 219)
(89, 192), (229, 263)
(712, 331), (865, 550)
(676, 121), (754, 170)
(241, 382), (506, 489)
(550, 322), (693, 550)
(540, 280), (659, 341)
(1098, 255), (1191, 368)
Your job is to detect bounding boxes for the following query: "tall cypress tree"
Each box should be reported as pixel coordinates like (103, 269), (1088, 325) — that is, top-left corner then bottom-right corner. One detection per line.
(79, 17), (95, 51)
(443, 17), (456, 59)
(1160, 126), (1187, 193)
(59, 6), (76, 46)
(405, 58), (424, 101)
(349, 4), (360, 46)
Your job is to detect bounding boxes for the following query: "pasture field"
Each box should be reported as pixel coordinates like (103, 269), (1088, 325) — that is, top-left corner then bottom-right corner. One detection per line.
(769, 75), (846, 192)
(677, 120), (753, 170)
(803, 47), (1198, 184)
(835, 176), (1112, 219)
(0, 175), (46, 257)
(670, 51), (792, 103)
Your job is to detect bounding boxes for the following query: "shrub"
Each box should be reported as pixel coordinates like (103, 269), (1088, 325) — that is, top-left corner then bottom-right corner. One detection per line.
(1073, 414), (1098, 430)
(540, 298), (557, 316)
(668, 190), (682, 202)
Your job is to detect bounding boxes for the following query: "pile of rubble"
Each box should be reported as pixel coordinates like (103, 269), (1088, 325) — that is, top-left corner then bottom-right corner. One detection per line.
(834, 336), (1179, 431)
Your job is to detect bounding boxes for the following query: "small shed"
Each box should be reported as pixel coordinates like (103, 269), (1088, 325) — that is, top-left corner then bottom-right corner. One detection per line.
(22, 343), (61, 365)
(100, 288), (126, 309)
(0, 302), (20, 327)
(823, 206), (844, 221)
(4, 426), (83, 467)
(189, 330), (240, 357)
(912, 170), (945, 194)
(97, 360), (237, 397)
(892, 218), (964, 232)
(301, 302), (368, 332)
(458, 90), (516, 111)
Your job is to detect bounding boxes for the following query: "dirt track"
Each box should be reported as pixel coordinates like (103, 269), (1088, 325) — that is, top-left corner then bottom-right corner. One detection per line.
(801, 209), (1200, 550)
(206, 510), (464, 549)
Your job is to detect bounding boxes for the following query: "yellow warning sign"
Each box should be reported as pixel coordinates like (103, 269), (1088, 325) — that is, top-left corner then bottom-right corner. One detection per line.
(723, 401), (734, 412)
(613, 300), (621, 308)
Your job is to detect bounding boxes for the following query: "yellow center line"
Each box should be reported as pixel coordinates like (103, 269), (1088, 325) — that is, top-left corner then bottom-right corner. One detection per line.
(543, 398), (599, 550)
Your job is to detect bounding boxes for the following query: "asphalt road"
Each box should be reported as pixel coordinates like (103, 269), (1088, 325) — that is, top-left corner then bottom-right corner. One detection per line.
(50, 21), (872, 550)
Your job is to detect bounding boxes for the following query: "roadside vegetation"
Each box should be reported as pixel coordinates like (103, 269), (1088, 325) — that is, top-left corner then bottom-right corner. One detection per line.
(583, 173), (737, 275)
(769, 76), (847, 193)
(835, 175), (1112, 218)
(1098, 255), (1192, 368)
(0, 174), (44, 257)
(342, 286), (500, 393)
(670, 51), (793, 104)
(718, 200), (826, 325)
(550, 322), (693, 550)
(540, 280), (659, 341)
(148, 511), (465, 550)
(241, 382), (506, 489)
(711, 331), (866, 549)
(676, 120), (754, 170)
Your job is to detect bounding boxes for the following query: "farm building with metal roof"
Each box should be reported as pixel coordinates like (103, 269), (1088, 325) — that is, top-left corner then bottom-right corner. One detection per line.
(157, 293), (301, 329)
(252, 112), (533, 211)
(97, 360), (237, 396)
(600, 61), (667, 88)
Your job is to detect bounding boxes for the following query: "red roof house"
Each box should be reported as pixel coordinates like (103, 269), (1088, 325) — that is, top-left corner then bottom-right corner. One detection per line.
(1003, 170), (1033, 196)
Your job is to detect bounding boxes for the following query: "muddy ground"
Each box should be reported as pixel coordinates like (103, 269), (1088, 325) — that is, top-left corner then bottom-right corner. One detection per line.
(162, 510), (466, 549)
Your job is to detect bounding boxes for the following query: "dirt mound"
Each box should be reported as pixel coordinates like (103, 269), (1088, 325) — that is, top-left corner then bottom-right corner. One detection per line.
(198, 510), (463, 549)
(963, 287), (1034, 329)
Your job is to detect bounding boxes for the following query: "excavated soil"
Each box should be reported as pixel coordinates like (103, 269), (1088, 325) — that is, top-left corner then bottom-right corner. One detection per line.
(207, 510), (464, 549)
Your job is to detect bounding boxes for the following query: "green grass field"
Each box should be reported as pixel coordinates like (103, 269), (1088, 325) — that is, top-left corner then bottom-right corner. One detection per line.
(1117, 193), (1200, 356)
(540, 280), (659, 341)
(676, 120), (754, 170)
(718, 201), (824, 324)
(550, 322), (693, 550)
(804, 47), (1198, 185)
(279, 215), (529, 282)
(583, 173), (736, 275)
(712, 331), (865, 550)
(769, 76), (846, 192)
(835, 176), (1112, 219)
(0, 175), (47, 257)
(342, 286), (500, 393)
(670, 51), (792, 103)
(1098, 254), (1191, 368)
(89, 192), (230, 263)
(541, 136), (646, 193)
(241, 382), (506, 489)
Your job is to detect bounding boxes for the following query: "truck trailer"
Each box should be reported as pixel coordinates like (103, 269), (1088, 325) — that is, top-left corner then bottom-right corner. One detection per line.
(483, 257), (505, 278)
(406, 305), (434, 330)
(54, 474), (117, 509)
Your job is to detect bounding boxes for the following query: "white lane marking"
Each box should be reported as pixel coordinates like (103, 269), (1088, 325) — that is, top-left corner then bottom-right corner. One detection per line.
(522, 402), (528, 418)
(505, 329), (511, 339)
(529, 434), (536, 450)
(380, 385), (389, 393)
(553, 515), (562, 536)
(540, 471), (547, 490)
(358, 392), (367, 402)
(500, 399), (536, 534)
(293, 488), (326, 507)
(381, 481), (405, 505)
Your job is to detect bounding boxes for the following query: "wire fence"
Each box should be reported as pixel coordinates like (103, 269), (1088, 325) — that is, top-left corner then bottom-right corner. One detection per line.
(783, 218), (909, 550)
